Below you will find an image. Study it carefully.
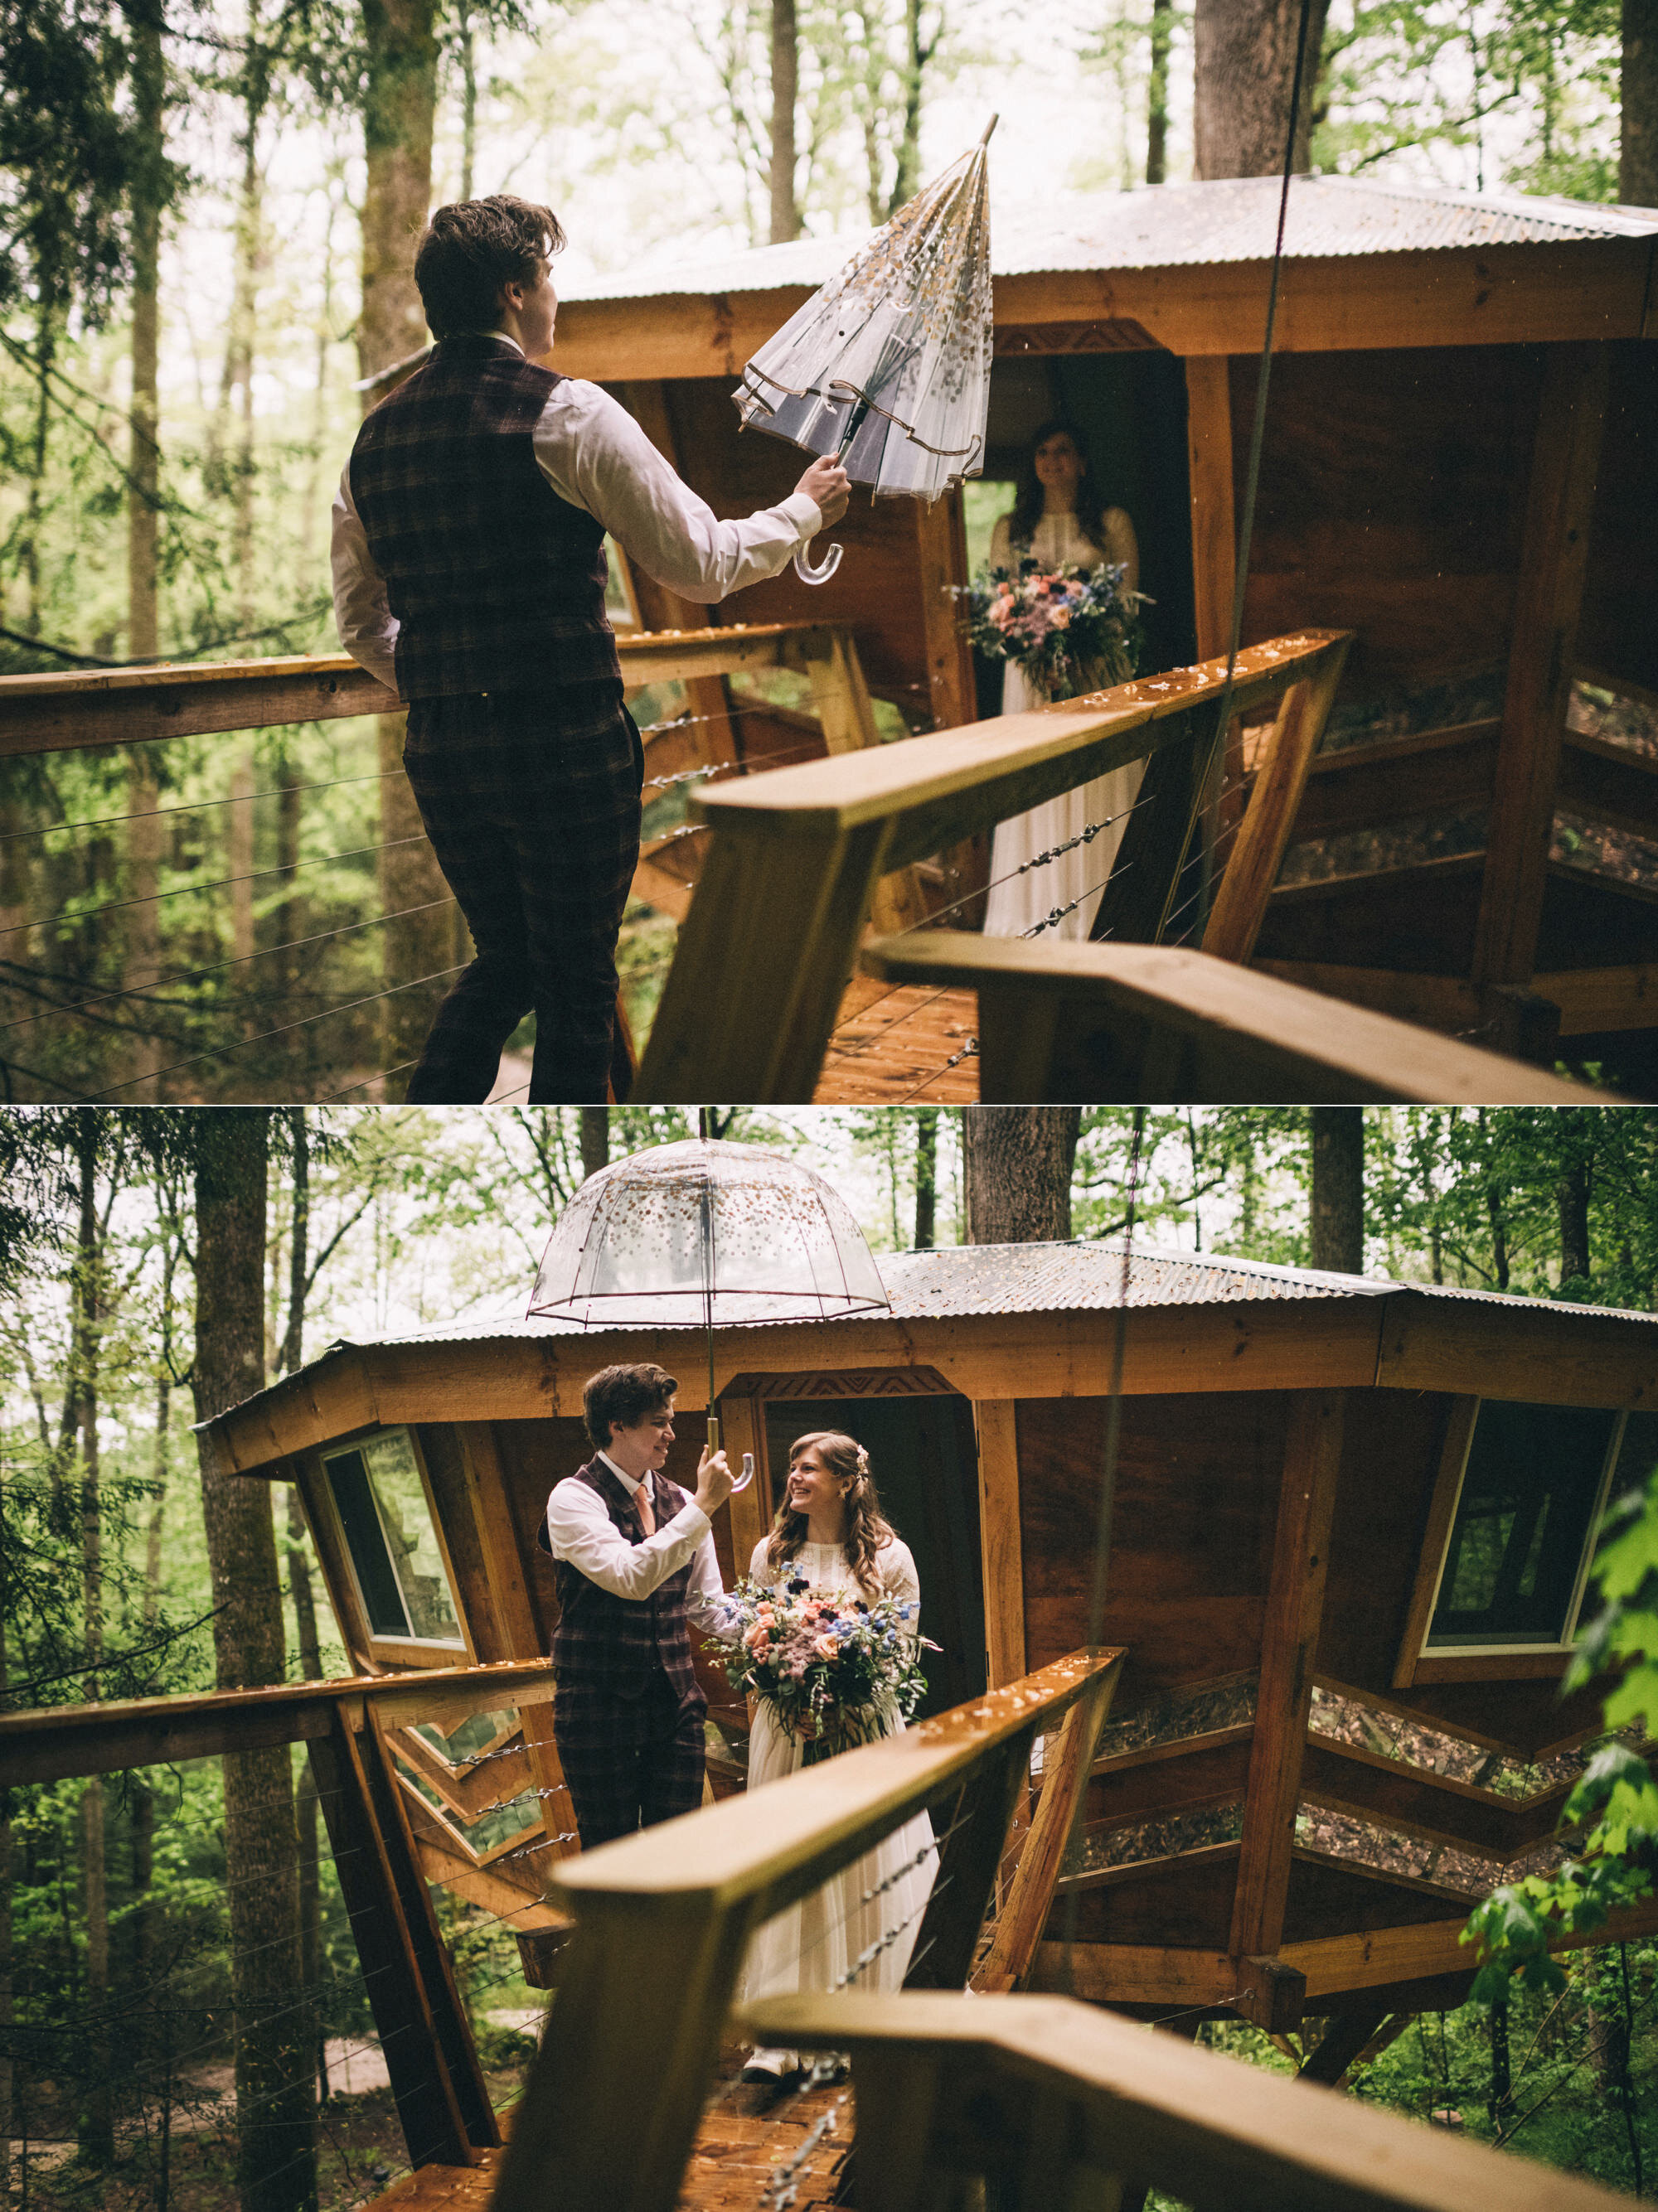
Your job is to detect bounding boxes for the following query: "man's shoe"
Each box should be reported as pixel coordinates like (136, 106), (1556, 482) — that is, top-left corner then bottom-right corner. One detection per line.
(740, 2046), (801, 2084)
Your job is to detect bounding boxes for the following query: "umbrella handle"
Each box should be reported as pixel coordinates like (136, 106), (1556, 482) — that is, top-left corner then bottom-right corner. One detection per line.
(793, 538), (844, 585)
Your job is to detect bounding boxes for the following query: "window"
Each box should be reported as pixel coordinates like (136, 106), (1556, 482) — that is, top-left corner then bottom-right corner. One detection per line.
(323, 1430), (463, 1648)
(1424, 1401), (1624, 1653)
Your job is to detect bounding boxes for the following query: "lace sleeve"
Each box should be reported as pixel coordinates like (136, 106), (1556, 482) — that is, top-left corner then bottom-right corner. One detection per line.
(988, 512), (1014, 569)
(1100, 506), (1141, 597)
(880, 1537), (921, 1614)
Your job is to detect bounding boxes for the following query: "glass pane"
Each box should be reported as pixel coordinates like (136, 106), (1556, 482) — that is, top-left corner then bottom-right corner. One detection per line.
(327, 1448), (410, 1638)
(414, 1706), (520, 1767)
(1428, 1401), (1617, 1648)
(360, 1432), (463, 1644)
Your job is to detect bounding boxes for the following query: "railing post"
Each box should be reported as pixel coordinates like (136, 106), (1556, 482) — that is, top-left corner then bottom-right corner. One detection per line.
(491, 1895), (759, 2212)
(903, 1729), (1038, 1990)
(308, 1708), (497, 2167)
(634, 817), (899, 1099)
(975, 1661), (1120, 1992)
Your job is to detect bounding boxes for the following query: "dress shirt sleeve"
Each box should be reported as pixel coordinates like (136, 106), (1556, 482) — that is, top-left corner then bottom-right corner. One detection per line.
(545, 1476), (713, 1601)
(331, 466), (400, 692)
(532, 381), (822, 605)
(686, 1527), (734, 1638)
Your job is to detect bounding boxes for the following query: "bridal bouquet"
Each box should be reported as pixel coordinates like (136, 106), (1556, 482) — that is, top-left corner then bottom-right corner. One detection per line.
(710, 1576), (935, 1766)
(959, 558), (1144, 700)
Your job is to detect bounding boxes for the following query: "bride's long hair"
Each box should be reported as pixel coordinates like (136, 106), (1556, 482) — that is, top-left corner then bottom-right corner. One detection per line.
(766, 1430), (898, 1598)
(1008, 418), (1111, 552)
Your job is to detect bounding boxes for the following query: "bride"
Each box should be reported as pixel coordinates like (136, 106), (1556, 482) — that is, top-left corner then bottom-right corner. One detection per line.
(738, 1430), (937, 2084)
(982, 420), (1142, 942)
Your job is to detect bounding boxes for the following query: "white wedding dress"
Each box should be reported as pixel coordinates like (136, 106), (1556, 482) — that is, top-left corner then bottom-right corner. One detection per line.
(981, 506), (1144, 942)
(738, 1535), (938, 2004)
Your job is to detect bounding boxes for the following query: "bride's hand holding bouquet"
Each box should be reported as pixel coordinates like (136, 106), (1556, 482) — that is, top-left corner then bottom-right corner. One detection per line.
(713, 1574), (935, 1766)
(958, 555), (1145, 703)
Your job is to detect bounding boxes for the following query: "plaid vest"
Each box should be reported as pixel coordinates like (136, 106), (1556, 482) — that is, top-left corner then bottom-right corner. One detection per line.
(347, 334), (620, 699)
(548, 1459), (704, 1702)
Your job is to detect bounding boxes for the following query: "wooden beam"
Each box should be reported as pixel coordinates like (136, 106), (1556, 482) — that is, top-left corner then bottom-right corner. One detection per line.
(1203, 641), (1350, 963)
(1472, 344), (1611, 986)
(1185, 358), (1237, 663)
(1374, 1289), (1658, 1408)
(0, 625), (822, 759)
(1299, 1736), (1520, 1861)
(548, 240), (1656, 381)
(744, 1986), (1636, 2212)
(1291, 722), (1501, 842)
(1229, 1392), (1345, 1960)
(307, 1713), (493, 2168)
(973, 1401), (1026, 1689)
(904, 1730), (1039, 1989)
(913, 487), (975, 733)
(1298, 2002), (1394, 2088)
(710, 1389), (771, 1574)
(975, 1658), (1122, 1992)
(1391, 1397), (1478, 1690)
(1281, 1895), (1658, 1996)
(800, 629), (930, 934)
(858, 932), (1589, 1104)
(0, 1655), (557, 1785)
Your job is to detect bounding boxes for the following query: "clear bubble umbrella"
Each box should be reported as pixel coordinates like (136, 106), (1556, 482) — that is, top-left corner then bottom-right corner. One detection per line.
(734, 117), (996, 585)
(527, 1139), (890, 1455)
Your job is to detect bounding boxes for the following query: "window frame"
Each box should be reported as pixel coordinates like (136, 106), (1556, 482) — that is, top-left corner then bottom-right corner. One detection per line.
(1393, 1396), (1626, 1687)
(318, 1424), (474, 1667)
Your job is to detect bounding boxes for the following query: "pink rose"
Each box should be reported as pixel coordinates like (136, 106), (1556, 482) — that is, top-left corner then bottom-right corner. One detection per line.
(744, 1623), (771, 1653)
(812, 1634), (837, 1660)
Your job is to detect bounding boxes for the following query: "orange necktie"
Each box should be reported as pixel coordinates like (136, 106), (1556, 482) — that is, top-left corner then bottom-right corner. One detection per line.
(635, 1479), (655, 1537)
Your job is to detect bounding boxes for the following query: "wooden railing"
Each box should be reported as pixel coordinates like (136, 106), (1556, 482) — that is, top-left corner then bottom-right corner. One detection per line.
(0, 1658), (566, 2169)
(634, 632), (1364, 1101)
(744, 1989), (1624, 2212)
(492, 1647), (1125, 2212)
(0, 620), (926, 1101)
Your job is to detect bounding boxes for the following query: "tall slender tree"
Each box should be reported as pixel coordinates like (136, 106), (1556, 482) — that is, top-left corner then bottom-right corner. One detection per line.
(189, 1110), (316, 2212)
(1309, 1107), (1364, 1273)
(1626, 0), (1658, 201)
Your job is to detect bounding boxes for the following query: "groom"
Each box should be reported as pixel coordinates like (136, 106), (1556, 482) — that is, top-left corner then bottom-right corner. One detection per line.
(331, 195), (850, 1105)
(541, 1362), (734, 1847)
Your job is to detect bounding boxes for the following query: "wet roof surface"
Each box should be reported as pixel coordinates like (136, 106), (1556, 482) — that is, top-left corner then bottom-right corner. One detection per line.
(560, 176), (1658, 305)
(333, 1240), (1656, 1350)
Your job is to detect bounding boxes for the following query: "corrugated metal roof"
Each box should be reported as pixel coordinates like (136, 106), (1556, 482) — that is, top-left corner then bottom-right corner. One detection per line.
(325, 1240), (1656, 1352)
(560, 176), (1658, 306)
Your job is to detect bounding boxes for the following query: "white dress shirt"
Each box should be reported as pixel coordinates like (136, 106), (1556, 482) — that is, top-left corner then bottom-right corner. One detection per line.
(545, 1450), (730, 1634)
(331, 332), (823, 692)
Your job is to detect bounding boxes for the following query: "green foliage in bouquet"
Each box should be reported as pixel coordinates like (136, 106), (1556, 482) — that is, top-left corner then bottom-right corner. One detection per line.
(957, 557), (1146, 702)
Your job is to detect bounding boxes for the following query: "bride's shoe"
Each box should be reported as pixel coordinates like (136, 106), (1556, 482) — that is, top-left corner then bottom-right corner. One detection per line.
(741, 2046), (802, 2084)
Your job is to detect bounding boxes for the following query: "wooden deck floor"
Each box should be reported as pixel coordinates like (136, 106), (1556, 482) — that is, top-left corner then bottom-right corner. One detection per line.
(374, 2051), (852, 2212)
(813, 978), (979, 1103)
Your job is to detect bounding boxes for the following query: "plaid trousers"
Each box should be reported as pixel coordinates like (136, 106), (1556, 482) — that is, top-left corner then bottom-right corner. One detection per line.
(400, 680), (642, 1104)
(554, 1672), (707, 1849)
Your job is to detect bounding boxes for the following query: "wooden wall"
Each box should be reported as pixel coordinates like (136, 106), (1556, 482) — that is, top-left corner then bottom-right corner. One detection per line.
(1016, 1391), (1287, 1711)
(1233, 345), (1543, 707)
(1578, 340), (1658, 696)
(643, 378), (971, 728)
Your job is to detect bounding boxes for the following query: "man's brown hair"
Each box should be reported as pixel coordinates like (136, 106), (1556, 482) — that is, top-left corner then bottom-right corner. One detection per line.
(413, 195), (566, 339)
(584, 1363), (677, 1451)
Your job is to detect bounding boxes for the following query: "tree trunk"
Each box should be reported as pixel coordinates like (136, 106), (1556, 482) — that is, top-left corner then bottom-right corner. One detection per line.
(914, 1109), (938, 1248)
(1626, 0), (1658, 203)
(962, 1108), (1080, 1243)
(68, 1116), (114, 2163)
(1558, 1158), (1591, 1292)
(1192, 0), (1328, 177)
(579, 1107), (610, 1179)
(128, 0), (163, 659)
(458, 0), (478, 201)
(769, 0), (799, 243)
(191, 1111), (316, 2212)
(1147, 0), (1172, 182)
(361, 0), (450, 1091)
(888, 0), (929, 214)
(1309, 1107), (1364, 1273)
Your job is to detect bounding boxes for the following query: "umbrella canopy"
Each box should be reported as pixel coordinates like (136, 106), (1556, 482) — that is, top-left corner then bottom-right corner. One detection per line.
(734, 120), (995, 507)
(528, 1140), (890, 1330)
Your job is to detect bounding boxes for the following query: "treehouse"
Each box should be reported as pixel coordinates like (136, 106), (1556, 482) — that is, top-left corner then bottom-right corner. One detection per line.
(196, 1238), (1658, 2051)
(550, 175), (1658, 1096)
